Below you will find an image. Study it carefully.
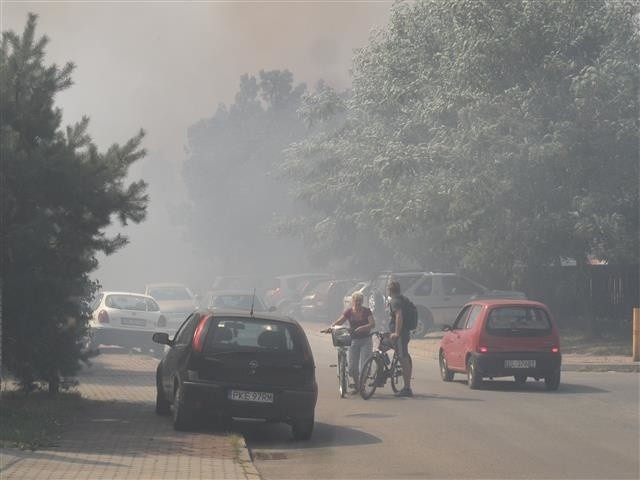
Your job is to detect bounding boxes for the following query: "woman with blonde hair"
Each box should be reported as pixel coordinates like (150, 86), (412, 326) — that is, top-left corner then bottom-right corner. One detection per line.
(322, 291), (375, 393)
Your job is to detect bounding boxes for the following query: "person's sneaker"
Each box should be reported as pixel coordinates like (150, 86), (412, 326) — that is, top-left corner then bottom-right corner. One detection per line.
(395, 387), (413, 397)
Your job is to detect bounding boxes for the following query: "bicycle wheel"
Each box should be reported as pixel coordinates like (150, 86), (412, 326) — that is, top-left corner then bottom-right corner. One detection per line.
(359, 356), (382, 400)
(338, 351), (348, 398)
(390, 355), (405, 393)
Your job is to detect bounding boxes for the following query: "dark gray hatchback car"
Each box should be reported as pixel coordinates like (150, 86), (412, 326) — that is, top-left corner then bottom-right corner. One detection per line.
(153, 309), (317, 440)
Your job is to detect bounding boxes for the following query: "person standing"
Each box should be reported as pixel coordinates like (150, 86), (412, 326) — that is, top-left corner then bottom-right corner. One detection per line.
(388, 280), (413, 397)
(322, 292), (375, 393)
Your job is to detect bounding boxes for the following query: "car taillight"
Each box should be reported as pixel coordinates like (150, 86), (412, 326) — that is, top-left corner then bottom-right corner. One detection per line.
(158, 315), (167, 328)
(478, 346), (488, 353)
(551, 347), (560, 353)
(98, 310), (110, 324)
(192, 314), (211, 353)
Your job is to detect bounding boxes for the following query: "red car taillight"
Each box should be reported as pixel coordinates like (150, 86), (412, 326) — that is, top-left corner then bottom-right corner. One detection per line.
(98, 310), (110, 324)
(158, 315), (167, 328)
(551, 347), (560, 353)
(192, 314), (212, 353)
(478, 346), (488, 353)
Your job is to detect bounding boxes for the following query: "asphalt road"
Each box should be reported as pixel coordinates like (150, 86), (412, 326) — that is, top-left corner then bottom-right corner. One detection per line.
(240, 321), (640, 480)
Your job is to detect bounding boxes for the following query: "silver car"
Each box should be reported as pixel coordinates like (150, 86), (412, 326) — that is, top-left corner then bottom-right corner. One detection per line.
(145, 283), (199, 334)
(368, 272), (526, 338)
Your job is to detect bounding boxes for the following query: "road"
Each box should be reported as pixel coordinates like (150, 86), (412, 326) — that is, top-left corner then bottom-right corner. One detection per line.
(241, 321), (640, 479)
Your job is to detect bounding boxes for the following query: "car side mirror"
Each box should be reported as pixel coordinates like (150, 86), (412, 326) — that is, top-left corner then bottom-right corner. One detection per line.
(268, 306), (277, 312)
(153, 332), (171, 345)
(442, 325), (452, 332)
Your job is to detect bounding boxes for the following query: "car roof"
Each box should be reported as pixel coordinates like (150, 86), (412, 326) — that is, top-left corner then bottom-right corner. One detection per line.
(209, 290), (263, 297)
(466, 299), (549, 309)
(275, 273), (332, 280)
(100, 291), (156, 299)
(200, 308), (301, 326)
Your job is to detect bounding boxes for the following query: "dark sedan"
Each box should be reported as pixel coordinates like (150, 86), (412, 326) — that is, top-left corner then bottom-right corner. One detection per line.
(153, 309), (317, 439)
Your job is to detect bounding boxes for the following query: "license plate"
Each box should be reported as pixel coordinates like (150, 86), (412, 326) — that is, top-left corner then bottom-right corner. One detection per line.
(228, 390), (274, 403)
(505, 359), (536, 368)
(121, 317), (146, 327)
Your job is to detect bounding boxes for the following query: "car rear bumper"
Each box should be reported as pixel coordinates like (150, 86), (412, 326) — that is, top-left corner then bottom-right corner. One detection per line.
(182, 380), (317, 422)
(474, 352), (562, 377)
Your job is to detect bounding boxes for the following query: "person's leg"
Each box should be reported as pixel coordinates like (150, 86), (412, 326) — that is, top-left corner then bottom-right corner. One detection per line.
(401, 334), (412, 389)
(348, 341), (361, 386)
(359, 336), (373, 382)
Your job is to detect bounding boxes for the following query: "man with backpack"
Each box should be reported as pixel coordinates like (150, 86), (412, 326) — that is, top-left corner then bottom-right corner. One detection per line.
(387, 280), (416, 397)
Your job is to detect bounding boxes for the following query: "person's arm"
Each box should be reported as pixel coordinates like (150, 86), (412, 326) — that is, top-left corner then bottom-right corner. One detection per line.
(354, 311), (375, 335)
(321, 313), (347, 333)
(390, 309), (403, 340)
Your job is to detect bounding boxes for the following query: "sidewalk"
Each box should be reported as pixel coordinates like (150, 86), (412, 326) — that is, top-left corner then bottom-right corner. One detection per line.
(0, 352), (260, 480)
(410, 335), (640, 373)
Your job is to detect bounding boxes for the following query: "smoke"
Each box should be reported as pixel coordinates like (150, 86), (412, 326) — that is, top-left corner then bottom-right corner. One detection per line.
(1, 1), (392, 293)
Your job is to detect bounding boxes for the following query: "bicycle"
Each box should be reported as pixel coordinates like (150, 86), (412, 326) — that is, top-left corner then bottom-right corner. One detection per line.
(358, 331), (405, 399)
(321, 326), (352, 398)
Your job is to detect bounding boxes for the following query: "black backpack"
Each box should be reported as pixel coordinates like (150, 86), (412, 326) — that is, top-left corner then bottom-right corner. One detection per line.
(400, 295), (418, 331)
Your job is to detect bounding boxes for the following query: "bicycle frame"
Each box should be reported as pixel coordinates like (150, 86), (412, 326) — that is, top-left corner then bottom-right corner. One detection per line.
(359, 331), (404, 399)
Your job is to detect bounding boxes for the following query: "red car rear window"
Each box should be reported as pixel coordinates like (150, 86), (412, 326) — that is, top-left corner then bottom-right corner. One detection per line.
(486, 307), (552, 337)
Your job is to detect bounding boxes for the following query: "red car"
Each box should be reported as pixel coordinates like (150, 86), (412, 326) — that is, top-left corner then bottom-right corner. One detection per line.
(439, 300), (561, 390)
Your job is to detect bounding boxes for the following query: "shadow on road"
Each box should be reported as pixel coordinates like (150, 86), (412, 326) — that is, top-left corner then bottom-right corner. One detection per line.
(451, 379), (609, 394)
(240, 421), (381, 449)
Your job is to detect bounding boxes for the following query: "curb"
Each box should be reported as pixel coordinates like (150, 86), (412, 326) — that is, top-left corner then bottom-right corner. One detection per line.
(237, 436), (262, 480)
(561, 364), (640, 373)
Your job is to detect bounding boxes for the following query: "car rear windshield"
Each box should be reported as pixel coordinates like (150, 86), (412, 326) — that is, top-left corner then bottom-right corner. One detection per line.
(105, 294), (156, 311)
(486, 307), (552, 337)
(203, 317), (303, 354)
(148, 287), (191, 301)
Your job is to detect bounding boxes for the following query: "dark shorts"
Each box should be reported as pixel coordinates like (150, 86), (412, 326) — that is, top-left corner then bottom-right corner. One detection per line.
(396, 331), (411, 359)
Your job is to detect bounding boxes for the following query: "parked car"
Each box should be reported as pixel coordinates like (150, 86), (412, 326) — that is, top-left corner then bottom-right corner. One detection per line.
(145, 283), (199, 334)
(208, 290), (274, 313)
(264, 273), (333, 313)
(87, 291), (166, 354)
(439, 299), (561, 390)
(300, 279), (359, 322)
(152, 309), (317, 439)
(368, 272), (527, 337)
(209, 275), (268, 294)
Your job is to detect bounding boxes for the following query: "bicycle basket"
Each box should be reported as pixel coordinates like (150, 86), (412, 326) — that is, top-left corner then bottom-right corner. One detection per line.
(332, 328), (352, 347)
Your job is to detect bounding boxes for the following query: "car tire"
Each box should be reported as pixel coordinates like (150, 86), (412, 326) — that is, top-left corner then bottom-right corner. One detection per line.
(514, 374), (527, 385)
(172, 382), (193, 431)
(156, 368), (170, 416)
(467, 357), (482, 389)
(292, 417), (314, 441)
(439, 351), (454, 382)
(544, 369), (561, 391)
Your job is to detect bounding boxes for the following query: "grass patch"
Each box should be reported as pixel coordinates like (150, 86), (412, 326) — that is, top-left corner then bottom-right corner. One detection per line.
(560, 325), (632, 356)
(0, 390), (88, 450)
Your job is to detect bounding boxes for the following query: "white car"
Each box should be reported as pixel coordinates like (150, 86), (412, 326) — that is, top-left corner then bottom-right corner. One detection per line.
(144, 283), (199, 333)
(87, 291), (165, 354)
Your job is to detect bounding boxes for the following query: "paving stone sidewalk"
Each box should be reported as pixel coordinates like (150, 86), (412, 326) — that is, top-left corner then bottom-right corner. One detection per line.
(0, 352), (261, 480)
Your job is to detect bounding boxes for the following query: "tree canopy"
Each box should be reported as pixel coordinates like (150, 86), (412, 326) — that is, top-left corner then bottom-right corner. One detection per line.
(281, 0), (639, 283)
(1, 14), (149, 391)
